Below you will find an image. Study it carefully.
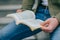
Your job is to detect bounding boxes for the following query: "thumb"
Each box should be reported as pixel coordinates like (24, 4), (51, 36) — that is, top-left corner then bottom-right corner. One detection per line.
(41, 19), (50, 26)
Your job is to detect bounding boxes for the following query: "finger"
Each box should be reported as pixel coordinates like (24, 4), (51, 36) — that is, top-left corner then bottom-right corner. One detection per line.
(41, 25), (52, 33)
(16, 9), (22, 13)
(40, 26), (48, 32)
(47, 21), (57, 31)
(41, 19), (50, 26)
(40, 19), (50, 30)
(43, 22), (56, 32)
(40, 22), (51, 32)
(41, 26), (47, 30)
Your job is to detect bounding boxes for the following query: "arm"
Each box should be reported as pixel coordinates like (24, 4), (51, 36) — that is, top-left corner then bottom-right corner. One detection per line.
(55, 13), (60, 23)
(21, 0), (35, 10)
(17, 0), (39, 13)
(48, 0), (60, 23)
(40, 0), (60, 33)
(17, 0), (35, 13)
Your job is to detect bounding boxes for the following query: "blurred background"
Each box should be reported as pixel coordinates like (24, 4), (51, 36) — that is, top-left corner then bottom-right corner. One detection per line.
(0, 0), (22, 17)
(0, 0), (22, 30)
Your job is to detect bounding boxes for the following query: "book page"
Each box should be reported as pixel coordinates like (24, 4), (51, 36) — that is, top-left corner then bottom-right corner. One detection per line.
(6, 10), (44, 31)
(16, 19), (44, 31)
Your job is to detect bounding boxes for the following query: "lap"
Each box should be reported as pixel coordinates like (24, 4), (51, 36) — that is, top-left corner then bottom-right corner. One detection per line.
(50, 25), (60, 40)
(1, 21), (41, 40)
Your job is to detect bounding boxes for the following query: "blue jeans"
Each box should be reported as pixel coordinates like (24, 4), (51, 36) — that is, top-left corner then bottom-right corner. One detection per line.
(50, 25), (60, 40)
(0, 21), (41, 40)
(0, 5), (60, 40)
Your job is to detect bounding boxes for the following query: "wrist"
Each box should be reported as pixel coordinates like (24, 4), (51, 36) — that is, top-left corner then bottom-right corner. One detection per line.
(53, 17), (59, 24)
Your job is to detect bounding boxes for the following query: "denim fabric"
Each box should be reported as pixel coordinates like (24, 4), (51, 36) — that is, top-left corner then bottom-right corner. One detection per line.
(50, 25), (60, 40)
(0, 21), (41, 40)
(36, 6), (51, 20)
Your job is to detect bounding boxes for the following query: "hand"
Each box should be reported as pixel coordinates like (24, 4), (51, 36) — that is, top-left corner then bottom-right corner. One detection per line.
(41, 18), (59, 33)
(16, 9), (23, 13)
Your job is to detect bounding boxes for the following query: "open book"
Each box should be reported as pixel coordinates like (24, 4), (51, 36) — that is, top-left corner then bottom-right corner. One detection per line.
(6, 10), (44, 31)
